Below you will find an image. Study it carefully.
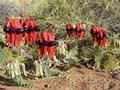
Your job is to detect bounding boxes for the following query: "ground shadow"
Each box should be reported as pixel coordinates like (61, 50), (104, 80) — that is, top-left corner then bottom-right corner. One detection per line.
(0, 75), (11, 86)
(0, 88), (6, 90)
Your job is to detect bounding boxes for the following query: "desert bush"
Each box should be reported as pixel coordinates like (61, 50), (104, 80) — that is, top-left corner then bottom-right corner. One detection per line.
(100, 53), (119, 71)
(22, 0), (118, 33)
(79, 47), (96, 61)
(86, 49), (120, 71)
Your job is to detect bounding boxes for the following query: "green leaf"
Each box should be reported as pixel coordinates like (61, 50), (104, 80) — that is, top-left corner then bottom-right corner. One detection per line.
(0, 50), (5, 62)
(43, 64), (52, 78)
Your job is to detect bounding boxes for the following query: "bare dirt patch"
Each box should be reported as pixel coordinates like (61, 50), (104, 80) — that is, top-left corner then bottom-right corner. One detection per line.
(0, 68), (120, 90)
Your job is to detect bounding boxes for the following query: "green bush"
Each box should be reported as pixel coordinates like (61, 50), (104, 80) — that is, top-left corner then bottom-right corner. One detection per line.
(22, 0), (120, 33)
(101, 53), (119, 71)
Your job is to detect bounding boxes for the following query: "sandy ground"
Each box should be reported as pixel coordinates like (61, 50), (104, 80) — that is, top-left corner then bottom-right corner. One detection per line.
(0, 67), (120, 90)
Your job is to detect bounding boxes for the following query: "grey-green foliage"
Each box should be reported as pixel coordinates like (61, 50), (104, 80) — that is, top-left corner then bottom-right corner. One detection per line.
(61, 46), (80, 69)
(6, 61), (27, 78)
(5, 61), (32, 88)
(34, 60), (52, 78)
(8, 75), (33, 88)
(43, 63), (52, 78)
(20, 63), (27, 77)
(34, 60), (43, 77)
(34, 60), (63, 78)
(64, 46), (79, 63)
(6, 61), (21, 78)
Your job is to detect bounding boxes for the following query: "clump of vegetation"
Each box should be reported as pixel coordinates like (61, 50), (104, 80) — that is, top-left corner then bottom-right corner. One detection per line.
(101, 53), (119, 71)
(94, 52), (119, 71)
(8, 75), (33, 88)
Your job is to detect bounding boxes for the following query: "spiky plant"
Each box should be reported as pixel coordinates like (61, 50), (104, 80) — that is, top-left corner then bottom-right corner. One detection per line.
(0, 48), (13, 73)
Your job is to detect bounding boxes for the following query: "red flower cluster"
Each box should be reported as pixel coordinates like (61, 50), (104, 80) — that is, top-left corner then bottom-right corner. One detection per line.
(4, 16), (23, 48)
(4, 14), (39, 48)
(90, 25), (107, 48)
(3, 15), (107, 60)
(38, 31), (57, 60)
(24, 18), (39, 46)
(66, 23), (85, 39)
